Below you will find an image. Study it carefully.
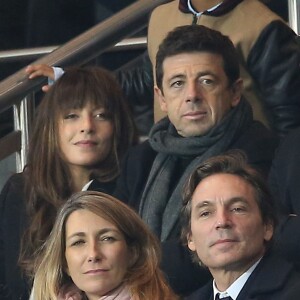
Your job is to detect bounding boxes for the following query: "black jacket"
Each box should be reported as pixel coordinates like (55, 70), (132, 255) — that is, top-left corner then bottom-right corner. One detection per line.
(114, 120), (278, 296)
(268, 127), (300, 268)
(186, 253), (300, 300)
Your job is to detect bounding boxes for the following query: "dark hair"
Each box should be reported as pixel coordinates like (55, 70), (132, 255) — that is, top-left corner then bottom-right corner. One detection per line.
(20, 66), (138, 276)
(181, 151), (277, 261)
(155, 25), (240, 91)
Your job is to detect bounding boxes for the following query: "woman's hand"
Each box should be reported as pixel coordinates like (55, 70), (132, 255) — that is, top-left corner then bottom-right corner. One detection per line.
(25, 64), (54, 92)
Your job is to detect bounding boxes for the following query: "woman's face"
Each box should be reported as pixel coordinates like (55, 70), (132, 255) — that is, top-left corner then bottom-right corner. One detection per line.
(65, 209), (130, 300)
(58, 102), (114, 170)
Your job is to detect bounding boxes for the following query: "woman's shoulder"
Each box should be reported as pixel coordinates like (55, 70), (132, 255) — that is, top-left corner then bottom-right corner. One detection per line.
(0, 172), (25, 211)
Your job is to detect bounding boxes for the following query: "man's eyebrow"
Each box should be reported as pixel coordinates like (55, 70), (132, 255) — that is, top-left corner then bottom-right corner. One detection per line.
(194, 200), (214, 210)
(167, 73), (186, 82)
(193, 196), (249, 210)
(167, 70), (217, 81)
(227, 196), (249, 205)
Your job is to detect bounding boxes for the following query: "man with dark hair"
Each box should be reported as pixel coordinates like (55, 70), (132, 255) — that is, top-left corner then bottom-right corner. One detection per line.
(114, 24), (278, 295)
(182, 152), (300, 299)
(149, 0), (300, 136)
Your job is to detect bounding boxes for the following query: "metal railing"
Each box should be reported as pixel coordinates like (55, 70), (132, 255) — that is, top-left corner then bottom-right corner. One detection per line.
(289, 0), (300, 34)
(0, 37), (147, 64)
(0, 0), (170, 174)
(0, 0), (299, 176)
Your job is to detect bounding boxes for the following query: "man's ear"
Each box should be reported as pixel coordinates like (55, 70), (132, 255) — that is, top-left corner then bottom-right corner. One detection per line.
(264, 221), (274, 242)
(230, 78), (243, 108)
(154, 85), (168, 112)
(187, 233), (196, 252)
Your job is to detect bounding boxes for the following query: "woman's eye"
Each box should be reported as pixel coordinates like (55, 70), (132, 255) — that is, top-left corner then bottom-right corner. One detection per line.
(95, 112), (109, 120)
(64, 113), (78, 120)
(71, 240), (85, 246)
(101, 236), (116, 243)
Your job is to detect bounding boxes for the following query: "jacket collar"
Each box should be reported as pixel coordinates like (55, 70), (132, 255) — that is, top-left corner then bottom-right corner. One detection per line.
(238, 252), (294, 298)
(179, 0), (243, 16)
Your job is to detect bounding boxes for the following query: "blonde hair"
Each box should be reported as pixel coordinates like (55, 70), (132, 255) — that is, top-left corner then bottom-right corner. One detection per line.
(33, 191), (178, 300)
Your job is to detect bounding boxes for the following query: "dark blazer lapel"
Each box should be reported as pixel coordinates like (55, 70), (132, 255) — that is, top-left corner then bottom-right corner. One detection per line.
(186, 281), (214, 300)
(88, 179), (116, 195)
(237, 253), (293, 299)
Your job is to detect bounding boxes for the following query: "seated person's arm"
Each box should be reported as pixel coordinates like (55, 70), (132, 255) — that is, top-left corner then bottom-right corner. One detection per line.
(25, 65), (64, 92)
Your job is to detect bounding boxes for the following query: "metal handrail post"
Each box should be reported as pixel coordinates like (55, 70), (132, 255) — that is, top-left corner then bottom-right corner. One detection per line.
(288, 0), (300, 34)
(13, 93), (35, 171)
(0, 0), (171, 114)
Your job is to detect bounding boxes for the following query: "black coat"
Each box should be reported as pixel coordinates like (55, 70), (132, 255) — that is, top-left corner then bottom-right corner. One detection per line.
(268, 127), (300, 267)
(114, 120), (278, 296)
(0, 173), (116, 300)
(186, 253), (300, 300)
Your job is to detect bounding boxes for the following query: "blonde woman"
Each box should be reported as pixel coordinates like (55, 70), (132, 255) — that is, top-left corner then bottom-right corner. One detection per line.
(32, 191), (178, 300)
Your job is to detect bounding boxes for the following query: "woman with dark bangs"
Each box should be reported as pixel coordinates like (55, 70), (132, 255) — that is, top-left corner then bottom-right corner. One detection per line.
(0, 67), (138, 300)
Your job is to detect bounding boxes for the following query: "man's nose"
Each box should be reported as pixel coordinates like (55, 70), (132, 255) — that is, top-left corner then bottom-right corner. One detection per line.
(184, 81), (201, 103)
(215, 209), (232, 229)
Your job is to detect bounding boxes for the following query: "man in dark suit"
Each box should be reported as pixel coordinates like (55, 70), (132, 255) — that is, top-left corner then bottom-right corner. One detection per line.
(114, 25), (278, 296)
(181, 152), (300, 300)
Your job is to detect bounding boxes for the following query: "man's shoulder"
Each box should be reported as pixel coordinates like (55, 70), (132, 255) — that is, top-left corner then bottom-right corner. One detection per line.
(239, 252), (300, 298)
(229, 121), (278, 177)
(233, 120), (278, 151)
(121, 140), (157, 183)
(276, 127), (300, 155)
(126, 139), (157, 160)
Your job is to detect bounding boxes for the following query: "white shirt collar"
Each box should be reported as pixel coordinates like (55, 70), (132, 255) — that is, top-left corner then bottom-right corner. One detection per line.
(82, 179), (93, 191)
(213, 258), (262, 300)
(187, 0), (223, 17)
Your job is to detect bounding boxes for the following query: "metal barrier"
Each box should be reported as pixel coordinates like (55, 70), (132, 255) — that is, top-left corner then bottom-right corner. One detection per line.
(0, 0), (169, 177)
(0, 0), (299, 181)
(289, 0), (300, 34)
(0, 37), (147, 64)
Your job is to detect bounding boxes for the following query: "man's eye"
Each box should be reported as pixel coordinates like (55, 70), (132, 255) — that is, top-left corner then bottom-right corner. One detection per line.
(199, 211), (211, 218)
(231, 207), (246, 213)
(200, 78), (213, 85)
(171, 81), (184, 88)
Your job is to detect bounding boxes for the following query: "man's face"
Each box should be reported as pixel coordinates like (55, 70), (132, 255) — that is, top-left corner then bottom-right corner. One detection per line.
(187, 173), (273, 275)
(155, 52), (242, 137)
